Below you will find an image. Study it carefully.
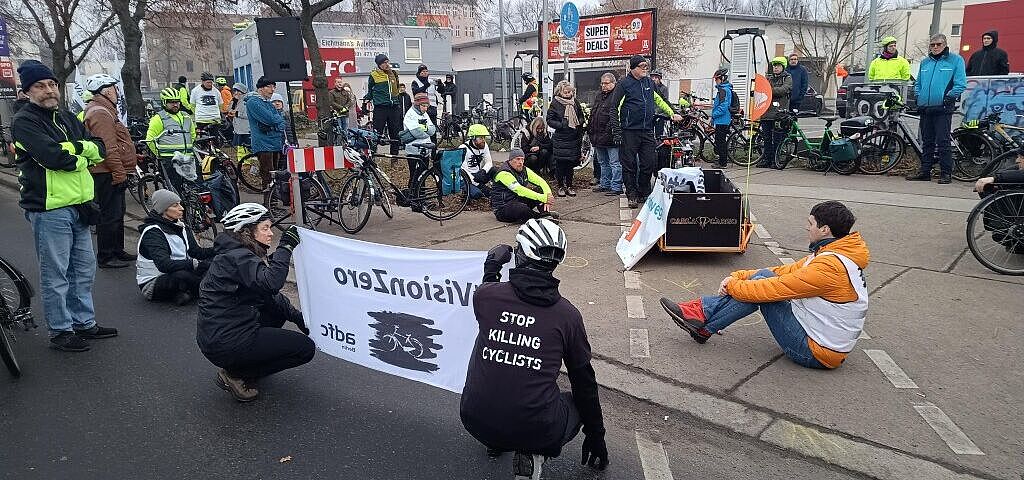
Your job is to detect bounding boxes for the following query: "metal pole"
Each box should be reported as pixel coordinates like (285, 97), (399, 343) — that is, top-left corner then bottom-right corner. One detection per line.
(285, 83), (304, 227)
(865, 0), (878, 70)
(851, 0), (859, 68)
(540, 0), (549, 117)
(904, 11), (911, 55)
(499, 0), (509, 120)
(929, 0), (942, 36)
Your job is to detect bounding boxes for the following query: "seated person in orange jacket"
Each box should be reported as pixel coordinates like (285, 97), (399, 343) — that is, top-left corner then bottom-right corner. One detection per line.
(660, 201), (869, 369)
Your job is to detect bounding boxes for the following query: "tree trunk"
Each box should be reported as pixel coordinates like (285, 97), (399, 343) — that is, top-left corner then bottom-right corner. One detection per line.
(299, 12), (331, 124)
(118, 11), (146, 119)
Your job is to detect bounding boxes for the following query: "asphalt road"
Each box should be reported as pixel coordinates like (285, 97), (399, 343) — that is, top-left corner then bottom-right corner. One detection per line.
(0, 186), (865, 479)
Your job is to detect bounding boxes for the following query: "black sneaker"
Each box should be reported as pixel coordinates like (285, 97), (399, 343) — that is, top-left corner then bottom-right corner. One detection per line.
(660, 297), (712, 344)
(906, 173), (931, 181)
(938, 174), (952, 184)
(513, 452), (546, 480)
(566, 187), (577, 197)
(115, 251), (137, 261)
(98, 259), (130, 269)
(74, 325), (119, 339)
(50, 332), (90, 352)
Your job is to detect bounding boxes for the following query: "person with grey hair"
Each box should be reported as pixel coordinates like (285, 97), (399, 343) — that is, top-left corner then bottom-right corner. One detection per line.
(136, 189), (216, 305)
(908, 33), (966, 184)
(588, 72), (623, 195)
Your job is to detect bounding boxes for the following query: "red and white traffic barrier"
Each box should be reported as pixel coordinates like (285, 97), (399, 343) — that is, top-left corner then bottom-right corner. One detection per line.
(287, 146), (356, 173)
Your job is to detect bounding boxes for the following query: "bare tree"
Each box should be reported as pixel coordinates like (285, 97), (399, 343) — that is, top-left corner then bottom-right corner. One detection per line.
(686, 0), (741, 14)
(596, 0), (702, 73)
(0, 0), (118, 98)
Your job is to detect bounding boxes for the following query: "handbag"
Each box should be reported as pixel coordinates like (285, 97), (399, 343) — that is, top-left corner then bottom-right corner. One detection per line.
(398, 128), (418, 145)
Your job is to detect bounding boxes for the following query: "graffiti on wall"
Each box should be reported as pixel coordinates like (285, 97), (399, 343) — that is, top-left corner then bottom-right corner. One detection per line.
(962, 76), (1024, 127)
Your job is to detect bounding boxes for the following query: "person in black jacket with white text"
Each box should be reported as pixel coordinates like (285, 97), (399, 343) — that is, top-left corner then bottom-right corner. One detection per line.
(136, 190), (215, 305)
(196, 203), (314, 402)
(461, 218), (608, 480)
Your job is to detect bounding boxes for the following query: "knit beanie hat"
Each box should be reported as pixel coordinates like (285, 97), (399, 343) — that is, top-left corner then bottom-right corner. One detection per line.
(508, 147), (526, 160)
(151, 189), (181, 215)
(629, 55), (647, 70)
(417, 64), (428, 74)
(18, 60), (57, 92)
(375, 54), (390, 66)
(414, 92), (430, 105)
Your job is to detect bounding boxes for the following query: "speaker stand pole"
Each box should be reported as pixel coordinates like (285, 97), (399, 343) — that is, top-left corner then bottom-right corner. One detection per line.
(285, 82), (305, 227)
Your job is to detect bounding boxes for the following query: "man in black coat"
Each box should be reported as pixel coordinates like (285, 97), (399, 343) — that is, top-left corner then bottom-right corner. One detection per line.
(967, 31), (1010, 76)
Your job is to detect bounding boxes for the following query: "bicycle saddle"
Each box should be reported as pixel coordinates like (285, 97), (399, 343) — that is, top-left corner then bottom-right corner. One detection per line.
(194, 136), (217, 144)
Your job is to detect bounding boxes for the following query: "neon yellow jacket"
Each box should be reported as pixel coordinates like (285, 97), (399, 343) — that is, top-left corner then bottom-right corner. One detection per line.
(868, 56), (911, 82)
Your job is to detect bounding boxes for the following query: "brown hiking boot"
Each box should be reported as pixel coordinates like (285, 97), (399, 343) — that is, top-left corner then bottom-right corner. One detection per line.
(216, 369), (258, 402)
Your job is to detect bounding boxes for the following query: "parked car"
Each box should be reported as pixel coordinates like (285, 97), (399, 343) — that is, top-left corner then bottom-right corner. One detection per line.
(837, 71), (917, 118)
(796, 86), (825, 117)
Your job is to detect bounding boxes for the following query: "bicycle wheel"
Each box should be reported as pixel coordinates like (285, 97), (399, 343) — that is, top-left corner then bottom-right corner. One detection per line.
(0, 259), (29, 315)
(263, 182), (291, 228)
(691, 130), (710, 162)
(338, 173), (373, 234)
(831, 152), (859, 175)
(981, 150), (1021, 178)
(237, 153), (265, 193)
(966, 190), (1024, 275)
(575, 136), (593, 170)
(728, 129), (759, 166)
(185, 202), (219, 247)
(299, 176), (332, 229)
(0, 140), (14, 168)
(126, 173), (142, 206)
(857, 130), (905, 175)
(370, 169), (394, 219)
(0, 308), (20, 377)
(774, 137), (797, 170)
(952, 131), (998, 182)
(136, 175), (164, 212)
(414, 167), (471, 221)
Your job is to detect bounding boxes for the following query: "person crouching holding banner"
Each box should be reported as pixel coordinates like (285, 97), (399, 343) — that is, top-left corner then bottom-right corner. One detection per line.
(460, 219), (609, 480)
(196, 203), (314, 402)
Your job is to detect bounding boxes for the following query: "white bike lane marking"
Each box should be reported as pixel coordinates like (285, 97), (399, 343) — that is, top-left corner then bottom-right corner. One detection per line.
(621, 200), (650, 359)
(635, 430), (674, 480)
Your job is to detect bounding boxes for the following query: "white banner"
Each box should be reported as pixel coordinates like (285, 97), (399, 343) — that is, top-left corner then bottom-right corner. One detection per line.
(616, 177), (672, 270)
(293, 229), (485, 393)
(73, 65), (128, 124)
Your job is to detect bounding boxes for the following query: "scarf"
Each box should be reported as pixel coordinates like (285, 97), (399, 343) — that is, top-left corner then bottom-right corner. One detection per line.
(880, 48), (898, 60)
(555, 95), (580, 129)
(929, 47), (950, 61)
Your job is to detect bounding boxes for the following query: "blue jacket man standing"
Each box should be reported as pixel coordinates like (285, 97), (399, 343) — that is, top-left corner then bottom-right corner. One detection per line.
(711, 68), (734, 167)
(608, 55), (681, 208)
(246, 76), (286, 191)
(786, 53), (809, 112)
(908, 34), (966, 184)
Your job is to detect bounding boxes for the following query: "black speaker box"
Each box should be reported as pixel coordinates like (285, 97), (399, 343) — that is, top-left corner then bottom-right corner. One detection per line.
(255, 17), (306, 82)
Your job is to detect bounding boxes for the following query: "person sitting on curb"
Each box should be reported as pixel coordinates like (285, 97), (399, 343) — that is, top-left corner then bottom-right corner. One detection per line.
(490, 148), (558, 224)
(136, 190), (216, 306)
(659, 201), (869, 369)
(460, 123), (494, 199)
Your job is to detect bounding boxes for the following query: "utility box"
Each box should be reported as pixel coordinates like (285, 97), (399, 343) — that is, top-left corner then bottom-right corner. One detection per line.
(453, 67), (522, 117)
(659, 169), (753, 252)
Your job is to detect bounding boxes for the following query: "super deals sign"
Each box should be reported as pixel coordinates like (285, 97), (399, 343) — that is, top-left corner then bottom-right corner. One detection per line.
(293, 229), (486, 393)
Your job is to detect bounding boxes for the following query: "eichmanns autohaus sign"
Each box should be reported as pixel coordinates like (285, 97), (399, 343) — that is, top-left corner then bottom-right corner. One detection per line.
(293, 229), (493, 393)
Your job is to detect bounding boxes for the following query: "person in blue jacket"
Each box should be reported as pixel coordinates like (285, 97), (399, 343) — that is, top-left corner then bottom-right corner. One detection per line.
(246, 76), (286, 191)
(908, 34), (967, 185)
(712, 68), (734, 168)
(786, 53), (809, 112)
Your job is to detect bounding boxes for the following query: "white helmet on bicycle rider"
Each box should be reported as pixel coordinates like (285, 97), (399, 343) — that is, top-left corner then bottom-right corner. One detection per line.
(84, 73), (118, 94)
(222, 203), (269, 232)
(515, 218), (567, 271)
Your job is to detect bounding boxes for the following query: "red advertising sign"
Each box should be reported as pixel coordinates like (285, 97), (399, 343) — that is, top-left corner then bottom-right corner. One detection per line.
(543, 9), (656, 62)
(0, 57), (15, 99)
(302, 47), (357, 119)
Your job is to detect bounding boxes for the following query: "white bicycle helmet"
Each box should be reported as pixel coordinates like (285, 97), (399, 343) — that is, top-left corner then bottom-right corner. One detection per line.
(516, 218), (567, 265)
(222, 203), (269, 232)
(84, 73), (118, 94)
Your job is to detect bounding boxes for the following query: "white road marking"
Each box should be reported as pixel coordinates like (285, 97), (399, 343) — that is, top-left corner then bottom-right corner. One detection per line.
(630, 328), (651, 358)
(620, 197), (629, 208)
(749, 213), (758, 222)
(620, 209), (634, 221)
(624, 271), (641, 290)
(753, 223), (771, 239)
(863, 349), (919, 389)
(913, 404), (985, 455)
(858, 330), (871, 340)
(766, 245), (788, 256)
(635, 430), (674, 480)
(779, 257), (795, 265)
(626, 295), (646, 319)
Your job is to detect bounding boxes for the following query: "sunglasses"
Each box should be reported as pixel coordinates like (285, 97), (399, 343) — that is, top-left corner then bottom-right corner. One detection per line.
(929, 42), (945, 47)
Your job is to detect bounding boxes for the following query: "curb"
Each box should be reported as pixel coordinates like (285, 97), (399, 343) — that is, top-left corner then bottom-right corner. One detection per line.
(0, 171), (998, 480)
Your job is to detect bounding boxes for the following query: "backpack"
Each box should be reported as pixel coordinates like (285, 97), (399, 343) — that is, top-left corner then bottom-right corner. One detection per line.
(729, 90), (741, 115)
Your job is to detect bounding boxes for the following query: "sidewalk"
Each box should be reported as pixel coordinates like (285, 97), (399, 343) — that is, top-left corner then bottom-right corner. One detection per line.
(2, 163), (1019, 480)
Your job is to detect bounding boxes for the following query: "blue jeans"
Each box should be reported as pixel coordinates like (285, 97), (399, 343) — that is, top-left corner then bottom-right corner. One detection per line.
(700, 269), (825, 369)
(26, 207), (97, 337)
(593, 146), (622, 192)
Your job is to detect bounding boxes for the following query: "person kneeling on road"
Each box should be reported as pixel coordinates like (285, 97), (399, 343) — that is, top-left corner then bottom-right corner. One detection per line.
(491, 148), (558, 224)
(460, 123), (494, 199)
(461, 219), (609, 480)
(136, 190), (216, 306)
(660, 201), (870, 369)
(196, 203), (314, 402)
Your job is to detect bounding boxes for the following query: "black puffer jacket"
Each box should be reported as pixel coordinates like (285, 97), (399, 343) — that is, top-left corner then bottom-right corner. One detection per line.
(588, 89), (615, 147)
(196, 233), (303, 357)
(137, 212), (214, 274)
(967, 30), (1010, 76)
(547, 99), (585, 164)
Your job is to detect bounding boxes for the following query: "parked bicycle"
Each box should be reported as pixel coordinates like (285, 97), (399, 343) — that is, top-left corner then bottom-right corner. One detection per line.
(1, 255), (36, 378)
(0, 125), (14, 169)
(952, 113), (1023, 181)
(967, 182), (1024, 275)
(773, 112), (859, 175)
(337, 133), (471, 234)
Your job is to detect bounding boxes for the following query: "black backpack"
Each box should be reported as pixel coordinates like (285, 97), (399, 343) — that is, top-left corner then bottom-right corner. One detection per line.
(729, 89), (741, 115)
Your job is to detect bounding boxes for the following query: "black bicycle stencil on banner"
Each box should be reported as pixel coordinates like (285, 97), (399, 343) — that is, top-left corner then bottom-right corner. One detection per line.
(368, 311), (443, 372)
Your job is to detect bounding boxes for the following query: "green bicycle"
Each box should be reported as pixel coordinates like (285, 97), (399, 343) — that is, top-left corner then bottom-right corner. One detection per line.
(773, 112), (859, 175)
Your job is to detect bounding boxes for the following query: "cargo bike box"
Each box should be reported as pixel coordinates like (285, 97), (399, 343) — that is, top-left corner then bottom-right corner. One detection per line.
(658, 169), (753, 252)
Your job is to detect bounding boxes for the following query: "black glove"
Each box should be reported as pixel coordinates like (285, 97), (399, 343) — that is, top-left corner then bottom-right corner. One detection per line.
(581, 434), (609, 470)
(483, 244), (513, 282)
(279, 225), (301, 252)
(472, 169), (490, 185)
(294, 319), (310, 336)
(942, 95), (957, 107)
